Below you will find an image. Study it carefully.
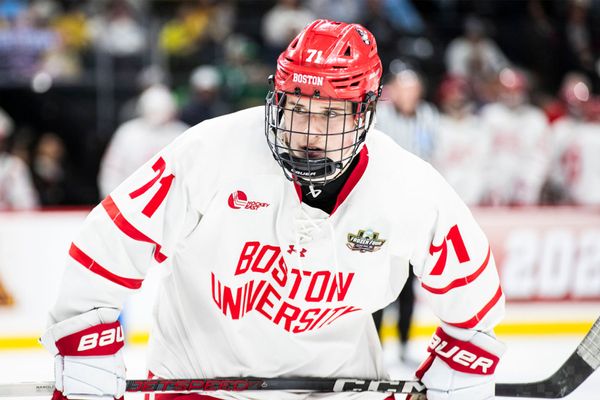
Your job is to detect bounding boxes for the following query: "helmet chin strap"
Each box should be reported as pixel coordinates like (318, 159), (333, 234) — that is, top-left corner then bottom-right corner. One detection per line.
(278, 152), (341, 184)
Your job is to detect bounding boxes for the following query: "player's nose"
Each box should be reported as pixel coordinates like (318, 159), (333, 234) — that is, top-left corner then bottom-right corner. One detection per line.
(305, 114), (327, 135)
(303, 128), (325, 148)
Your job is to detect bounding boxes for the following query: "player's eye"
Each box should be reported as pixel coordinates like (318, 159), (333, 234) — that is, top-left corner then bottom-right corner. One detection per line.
(292, 105), (309, 114)
(324, 110), (339, 118)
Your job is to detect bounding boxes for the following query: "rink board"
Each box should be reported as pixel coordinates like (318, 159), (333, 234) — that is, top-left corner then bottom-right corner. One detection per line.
(0, 207), (599, 348)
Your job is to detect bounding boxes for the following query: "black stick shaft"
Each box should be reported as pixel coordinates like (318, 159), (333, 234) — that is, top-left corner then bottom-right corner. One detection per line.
(124, 378), (427, 394)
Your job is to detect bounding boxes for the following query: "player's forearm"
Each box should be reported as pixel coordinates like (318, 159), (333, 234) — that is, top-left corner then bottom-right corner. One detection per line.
(48, 258), (134, 324)
(49, 207), (154, 323)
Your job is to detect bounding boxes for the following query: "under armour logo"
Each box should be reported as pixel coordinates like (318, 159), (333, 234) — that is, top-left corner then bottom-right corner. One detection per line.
(308, 185), (322, 198)
(287, 245), (307, 257)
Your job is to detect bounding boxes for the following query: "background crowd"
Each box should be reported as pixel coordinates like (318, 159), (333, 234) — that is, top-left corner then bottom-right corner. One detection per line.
(0, 0), (600, 209)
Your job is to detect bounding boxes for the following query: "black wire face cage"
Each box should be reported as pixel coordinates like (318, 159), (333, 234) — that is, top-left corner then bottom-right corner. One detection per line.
(265, 88), (378, 188)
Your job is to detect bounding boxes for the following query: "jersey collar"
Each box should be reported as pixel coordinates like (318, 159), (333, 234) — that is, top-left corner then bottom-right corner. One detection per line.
(293, 145), (369, 215)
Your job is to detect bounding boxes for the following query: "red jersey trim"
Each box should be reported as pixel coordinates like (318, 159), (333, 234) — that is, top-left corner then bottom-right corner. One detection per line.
(292, 146), (369, 211)
(69, 243), (143, 289)
(293, 181), (303, 202)
(331, 146), (369, 215)
(102, 196), (167, 263)
(421, 245), (491, 294)
(446, 285), (504, 329)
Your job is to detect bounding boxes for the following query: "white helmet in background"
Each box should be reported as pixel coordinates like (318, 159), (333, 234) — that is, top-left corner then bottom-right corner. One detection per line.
(137, 84), (177, 126)
(190, 65), (221, 92)
(0, 108), (14, 140)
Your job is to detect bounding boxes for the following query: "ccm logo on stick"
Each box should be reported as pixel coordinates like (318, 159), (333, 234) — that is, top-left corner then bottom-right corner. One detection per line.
(78, 326), (124, 351)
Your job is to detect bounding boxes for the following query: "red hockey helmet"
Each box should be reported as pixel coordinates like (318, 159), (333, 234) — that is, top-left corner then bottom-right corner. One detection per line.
(266, 19), (383, 187)
(274, 19), (382, 101)
(437, 75), (470, 103)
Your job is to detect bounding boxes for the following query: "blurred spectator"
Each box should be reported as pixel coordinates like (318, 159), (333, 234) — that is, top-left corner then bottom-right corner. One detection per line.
(119, 65), (168, 123)
(361, 0), (427, 68)
(180, 65), (230, 126)
(445, 15), (509, 104)
(160, 3), (210, 56)
(88, 0), (145, 57)
(40, 37), (81, 80)
(0, 0), (26, 22)
(0, 108), (39, 210)
(525, 0), (561, 92)
(42, 2), (91, 80)
(220, 34), (271, 109)
(565, 0), (595, 74)
(375, 66), (439, 162)
(446, 15), (509, 78)
(433, 76), (490, 205)
(541, 71), (591, 123)
(160, 1), (234, 85)
(560, 72), (592, 120)
(98, 85), (188, 197)
(544, 73), (600, 205)
(480, 67), (550, 206)
(0, 274), (14, 306)
(0, 4), (60, 80)
(31, 132), (70, 205)
(307, 0), (363, 23)
(261, 0), (316, 58)
(380, 0), (425, 35)
(50, 3), (90, 52)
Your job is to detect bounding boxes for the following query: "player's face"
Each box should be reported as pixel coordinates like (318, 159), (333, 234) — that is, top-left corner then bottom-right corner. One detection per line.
(390, 74), (422, 115)
(282, 95), (357, 163)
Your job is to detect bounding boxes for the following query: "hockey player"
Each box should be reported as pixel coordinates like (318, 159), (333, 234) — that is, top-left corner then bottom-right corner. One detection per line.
(0, 108), (38, 210)
(433, 75), (490, 206)
(546, 74), (600, 205)
(98, 84), (189, 198)
(479, 67), (550, 206)
(41, 20), (505, 400)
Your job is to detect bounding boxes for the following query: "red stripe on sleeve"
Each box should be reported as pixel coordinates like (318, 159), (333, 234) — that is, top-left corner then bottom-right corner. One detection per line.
(69, 243), (143, 289)
(446, 285), (504, 329)
(421, 246), (491, 294)
(102, 196), (167, 263)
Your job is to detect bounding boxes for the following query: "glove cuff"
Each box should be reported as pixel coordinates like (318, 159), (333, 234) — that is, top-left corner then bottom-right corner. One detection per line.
(56, 321), (124, 356)
(40, 308), (121, 355)
(418, 326), (502, 377)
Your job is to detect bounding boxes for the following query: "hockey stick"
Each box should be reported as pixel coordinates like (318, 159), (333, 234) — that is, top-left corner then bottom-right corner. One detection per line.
(1, 316), (598, 398)
(495, 315), (600, 398)
(0, 378), (428, 397)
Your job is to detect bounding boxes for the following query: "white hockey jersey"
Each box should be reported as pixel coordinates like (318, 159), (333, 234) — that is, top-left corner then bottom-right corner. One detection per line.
(98, 118), (189, 198)
(548, 117), (600, 205)
(479, 102), (549, 205)
(0, 152), (38, 210)
(49, 107), (504, 399)
(433, 113), (491, 206)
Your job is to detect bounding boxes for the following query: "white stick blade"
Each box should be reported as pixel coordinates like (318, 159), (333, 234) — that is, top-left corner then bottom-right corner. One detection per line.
(577, 317), (600, 370)
(0, 382), (54, 397)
